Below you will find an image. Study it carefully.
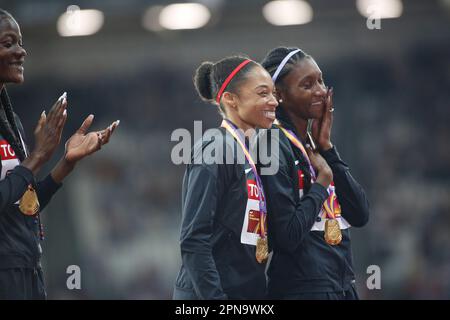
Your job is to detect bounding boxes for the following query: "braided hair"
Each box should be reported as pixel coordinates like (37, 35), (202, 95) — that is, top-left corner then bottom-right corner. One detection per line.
(0, 8), (14, 22)
(0, 9), (27, 161)
(193, 55), (258, 116)
(260, 46), (309, 87)
(0, 88), (26, 161)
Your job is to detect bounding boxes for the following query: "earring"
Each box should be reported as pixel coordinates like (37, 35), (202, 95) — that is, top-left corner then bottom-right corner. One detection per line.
(279, 99), (283, 103)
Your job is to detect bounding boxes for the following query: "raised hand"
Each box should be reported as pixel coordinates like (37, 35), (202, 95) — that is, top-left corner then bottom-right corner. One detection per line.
(32, 92), (68, 160)
(64, 115), (119, 164)
(22, 93), (68, 175)
(311, 87), (334, 151)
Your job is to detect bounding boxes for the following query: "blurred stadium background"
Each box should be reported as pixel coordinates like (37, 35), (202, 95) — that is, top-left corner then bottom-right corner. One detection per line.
(1, 0), (449, 299)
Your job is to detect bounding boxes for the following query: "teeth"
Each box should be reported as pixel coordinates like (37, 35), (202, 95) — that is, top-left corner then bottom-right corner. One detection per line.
(264, 111), (276, 119)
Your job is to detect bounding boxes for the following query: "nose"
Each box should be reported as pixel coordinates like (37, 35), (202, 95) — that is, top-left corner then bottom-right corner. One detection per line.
(313, 83), (327, 98)
(14, 45), (27, 59)
(268, 93), (279, 108)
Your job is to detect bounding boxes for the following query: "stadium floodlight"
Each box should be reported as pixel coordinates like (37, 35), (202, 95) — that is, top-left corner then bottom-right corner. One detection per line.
(157, 3), (211, 30)
(356, 0), (403, 19)
(262, 0), (313, 26)
(57, 6), (104, 37)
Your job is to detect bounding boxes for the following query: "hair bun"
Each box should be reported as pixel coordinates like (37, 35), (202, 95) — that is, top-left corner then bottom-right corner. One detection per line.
(194, 61), (214, 101)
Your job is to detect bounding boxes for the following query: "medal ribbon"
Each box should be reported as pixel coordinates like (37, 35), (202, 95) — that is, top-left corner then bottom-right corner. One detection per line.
(322, 190), (337, 219)
(274, 121), (316, 180)
(221, 119), (267, 238)
(275, 121), (338, 219)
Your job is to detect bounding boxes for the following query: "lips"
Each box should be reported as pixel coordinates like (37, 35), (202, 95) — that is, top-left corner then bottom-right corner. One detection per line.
(11, 60), (24, 65)
(9, 61), (24, 72)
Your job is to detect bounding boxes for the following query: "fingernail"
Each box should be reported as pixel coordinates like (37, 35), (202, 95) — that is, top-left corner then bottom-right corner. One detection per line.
(116, 120), (120, 126)
(41, 110), (46, 117)
(63, 109), (67, 116)
(58, 92), (67, 101)
(305, 143), (311, 149)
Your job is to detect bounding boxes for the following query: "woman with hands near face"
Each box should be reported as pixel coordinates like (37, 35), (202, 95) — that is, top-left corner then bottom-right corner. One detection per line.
(260, 47), (370, 300)
(0, 9), (118, 299)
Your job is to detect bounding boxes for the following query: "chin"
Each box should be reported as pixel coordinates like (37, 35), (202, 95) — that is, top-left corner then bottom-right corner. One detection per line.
(12, 76), (24, 84)
(310, 111), (325, 119)
(258, 120), (273, 129)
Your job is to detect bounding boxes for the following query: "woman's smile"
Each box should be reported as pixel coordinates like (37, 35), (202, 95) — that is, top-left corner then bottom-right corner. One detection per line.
(263, 110), (276, 121)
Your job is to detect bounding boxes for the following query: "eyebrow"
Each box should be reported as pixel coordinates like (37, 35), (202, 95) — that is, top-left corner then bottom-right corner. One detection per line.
(254, 84), (271, 90)
(0, 32), (21, 40)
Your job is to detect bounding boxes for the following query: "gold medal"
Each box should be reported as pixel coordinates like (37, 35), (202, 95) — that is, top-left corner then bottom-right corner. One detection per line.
(256, 237), (269, 263)
(324, 218), (342, 245)
(19, 185), (40, 216)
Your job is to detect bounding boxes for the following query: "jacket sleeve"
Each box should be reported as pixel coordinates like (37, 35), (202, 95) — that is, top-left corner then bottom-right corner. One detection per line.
(263, 155), (329, 254)
(321, 146), (370, 227)
(0, 165), (36, 214)
(179, 162), (228, 300)
(35, 174), (62, 212)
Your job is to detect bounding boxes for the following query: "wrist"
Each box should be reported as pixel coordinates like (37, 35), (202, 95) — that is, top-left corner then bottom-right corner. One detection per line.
(62, 154), (77, 168)
(61, 158), (76, 172)
(320, 142), (333, 152)
(21, 151), (47, 175)
(29, 151), (48, 165)
(51, 157), (75, 184)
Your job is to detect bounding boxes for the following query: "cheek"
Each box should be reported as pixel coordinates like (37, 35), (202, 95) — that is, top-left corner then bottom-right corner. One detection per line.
(295, 90), (311, 104)
(240, 102), (257, 118)
(291, 93), (309, 111)
(0, 66), (9, 80)
(251, 99), (268, 116)
(238, 101), (260, 123)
